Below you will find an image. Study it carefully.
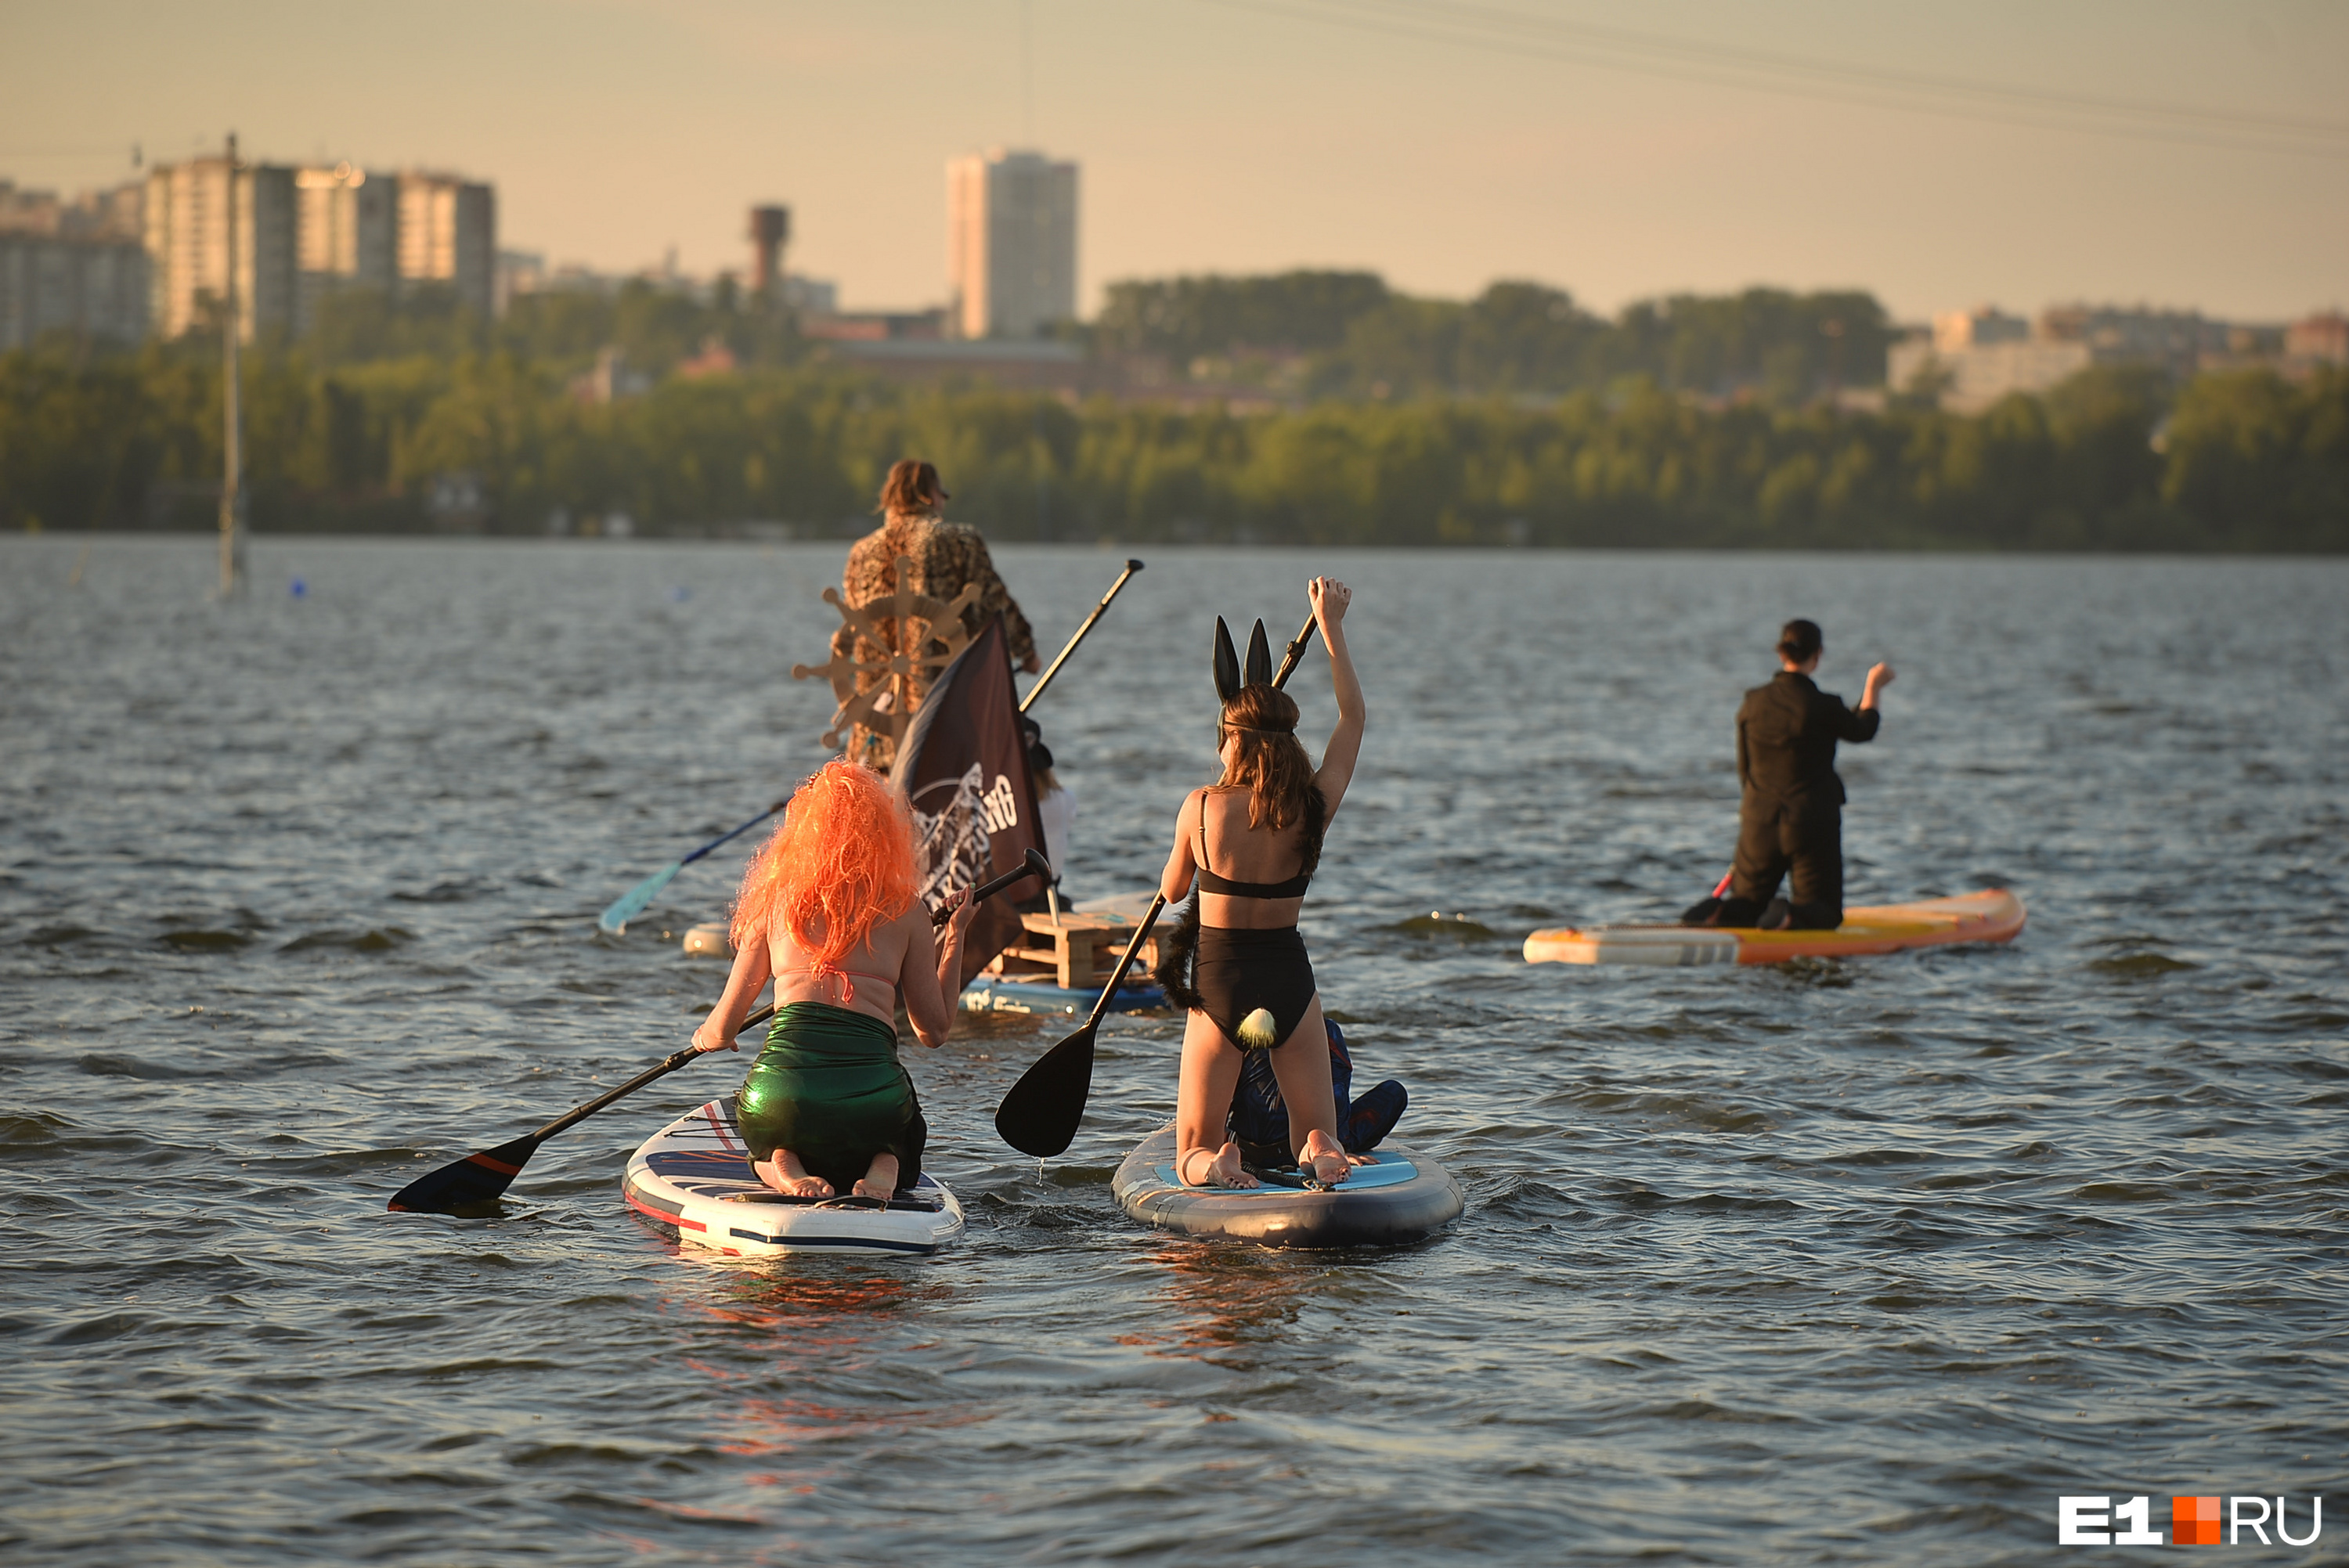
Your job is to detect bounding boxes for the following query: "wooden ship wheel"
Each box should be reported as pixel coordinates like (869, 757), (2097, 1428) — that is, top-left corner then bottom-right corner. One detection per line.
(792, 553), (982, 755)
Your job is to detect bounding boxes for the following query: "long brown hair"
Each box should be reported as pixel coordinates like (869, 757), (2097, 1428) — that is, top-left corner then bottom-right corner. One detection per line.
(1215, 684), (1322, 868)
(877, 459), (947, 518)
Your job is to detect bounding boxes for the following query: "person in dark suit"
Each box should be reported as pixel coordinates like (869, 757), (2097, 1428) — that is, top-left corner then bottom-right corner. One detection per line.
(1692, 618), (1893, 931)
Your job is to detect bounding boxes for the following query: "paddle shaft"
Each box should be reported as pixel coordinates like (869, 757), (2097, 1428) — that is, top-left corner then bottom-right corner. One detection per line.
(1086, 894), (1166, 1029)
(681, 798), (791, 867)
(1270, 615), (1319, 690)
(1019, 559), (1144, 714)
(529, 1000), (780, 1144)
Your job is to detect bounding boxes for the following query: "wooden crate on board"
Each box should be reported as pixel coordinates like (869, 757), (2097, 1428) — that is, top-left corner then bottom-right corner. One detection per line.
(987, 910), (1160, 991)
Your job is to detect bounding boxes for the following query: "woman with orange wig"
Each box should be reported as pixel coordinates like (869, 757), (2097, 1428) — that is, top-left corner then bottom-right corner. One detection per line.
(691, 759), (978, 1199)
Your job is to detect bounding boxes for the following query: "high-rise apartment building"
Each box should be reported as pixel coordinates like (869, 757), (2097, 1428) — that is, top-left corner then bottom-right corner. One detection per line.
(144, 156), (298, 341)
(0, 178), (149, 350)
(947, 148), (1077, 339)
(397, 172), (496, 319)
(294, 162), (396, 332)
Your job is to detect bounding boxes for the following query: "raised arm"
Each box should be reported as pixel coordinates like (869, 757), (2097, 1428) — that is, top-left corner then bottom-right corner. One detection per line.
(1841, 661), (1893, 742)
(1308, 576), (1366, 814)
(692, 932), (774, 1054)
(900, 896), (977, 1049)
(1160, 788), (1203, 904)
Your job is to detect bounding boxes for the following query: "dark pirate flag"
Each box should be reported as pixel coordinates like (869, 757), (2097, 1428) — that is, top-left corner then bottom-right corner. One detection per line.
(894, 615), (1045, 986)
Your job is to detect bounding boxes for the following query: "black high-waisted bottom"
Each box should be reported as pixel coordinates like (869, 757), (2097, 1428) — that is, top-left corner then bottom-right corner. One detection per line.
(1193, 925), (1317, 1052)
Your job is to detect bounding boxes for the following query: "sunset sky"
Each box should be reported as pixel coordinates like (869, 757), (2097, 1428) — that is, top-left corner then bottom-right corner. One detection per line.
(5, 0), (2344, 322)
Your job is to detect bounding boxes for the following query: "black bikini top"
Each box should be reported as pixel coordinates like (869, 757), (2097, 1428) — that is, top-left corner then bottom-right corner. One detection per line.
(1193, 785), (1324, 900)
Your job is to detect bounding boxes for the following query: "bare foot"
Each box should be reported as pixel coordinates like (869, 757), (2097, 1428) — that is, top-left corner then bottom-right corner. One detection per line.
(852, 1152), (900, 1201)
(1179, 1141), (1258, 1189)
(1299, 1131), (1350, 1186)
(752, 1151), (832, 1199)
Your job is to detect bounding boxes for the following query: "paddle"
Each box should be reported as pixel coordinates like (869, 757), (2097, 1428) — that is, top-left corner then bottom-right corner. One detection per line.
(1679, 870), (1736, 925)
(992, 892), (1166, 1158)
(993, 608), (1326, 1159)
(1268, 612), (1319, 690)
(1020, 558), (1144, 715)
(598, 798), (789, 935)
(391, 849), (1052, 1213)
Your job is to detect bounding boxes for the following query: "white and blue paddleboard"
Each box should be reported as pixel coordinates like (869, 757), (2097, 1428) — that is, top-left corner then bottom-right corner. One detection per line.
(1112, 1123), (1463, 1248)
(622, 1099), (965, 1258)
(961, 974), (1165, 1015)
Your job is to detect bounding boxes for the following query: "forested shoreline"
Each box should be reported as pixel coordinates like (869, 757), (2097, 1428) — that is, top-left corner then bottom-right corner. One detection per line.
(2, 276), (2343, 551)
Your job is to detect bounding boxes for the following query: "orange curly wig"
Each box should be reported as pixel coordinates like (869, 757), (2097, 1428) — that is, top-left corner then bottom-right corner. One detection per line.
(731, 761), (919, 983)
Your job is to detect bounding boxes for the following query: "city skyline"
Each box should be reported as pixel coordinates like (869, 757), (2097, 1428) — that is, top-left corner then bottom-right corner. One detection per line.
(2, 1), (2344, 324)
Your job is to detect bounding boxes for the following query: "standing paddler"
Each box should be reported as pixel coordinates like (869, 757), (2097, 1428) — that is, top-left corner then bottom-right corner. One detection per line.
(834, 460), (1039, 775)
(1690, 618), (1893, 932)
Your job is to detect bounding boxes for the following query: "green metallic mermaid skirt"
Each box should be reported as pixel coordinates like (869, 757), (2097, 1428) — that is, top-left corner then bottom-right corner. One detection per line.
(733, 1000), (923, 1194)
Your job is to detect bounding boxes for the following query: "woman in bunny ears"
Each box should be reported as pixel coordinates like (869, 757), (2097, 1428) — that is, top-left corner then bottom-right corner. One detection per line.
(1153, 577), (1366, 1188)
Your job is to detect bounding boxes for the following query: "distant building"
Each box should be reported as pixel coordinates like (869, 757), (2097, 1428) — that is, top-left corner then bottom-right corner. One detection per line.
(0, 232), (149, 351)
(674, 335), (738, 379)
(2285, 312), (2347, 368)
(144, 156), (298, 341)
(749, 204), (789, 300)
(397, 171), (496, 318)
(0, 178), (150, 350)
(823, 335), (1093, 392)
(1890, 333), (2091, 413)
(2038, 304), (2225, 381)
(803, 306), (944, 343)
(294, 163), (397, 332)
(1, 178), (145, 243)
(1892, 300), (2308, 413)
(494, 249), (546, 313)
(1932, 306), (2030, 353)
(572, 346), (651, 404)
(782, 274), (836, 316)
(946, 148), (1077, 339)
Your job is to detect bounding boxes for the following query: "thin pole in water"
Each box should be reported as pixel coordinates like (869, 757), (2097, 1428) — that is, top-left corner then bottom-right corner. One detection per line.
(218, 132), (245, 600)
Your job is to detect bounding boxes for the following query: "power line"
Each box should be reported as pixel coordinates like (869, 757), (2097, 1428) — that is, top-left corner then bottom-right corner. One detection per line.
(1387, 0), (2347, 142)
(1190, 0), (2349, 160)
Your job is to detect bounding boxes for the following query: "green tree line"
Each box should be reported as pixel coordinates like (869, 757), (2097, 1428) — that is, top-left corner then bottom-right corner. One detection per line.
(326, 269), (1895, 400)
(5, 332), (2343, 550)
(1092, 272), (1895, 401)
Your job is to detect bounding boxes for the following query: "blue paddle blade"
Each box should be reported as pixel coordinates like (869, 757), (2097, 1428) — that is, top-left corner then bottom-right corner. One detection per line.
(597, 860), (683, 934)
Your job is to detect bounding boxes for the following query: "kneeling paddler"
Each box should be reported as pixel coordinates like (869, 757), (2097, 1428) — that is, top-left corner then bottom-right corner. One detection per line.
(1690, 618), (1892, 932)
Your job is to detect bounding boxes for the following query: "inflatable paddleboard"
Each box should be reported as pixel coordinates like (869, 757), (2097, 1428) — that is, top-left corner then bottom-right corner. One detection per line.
(622, 1099), (964, 1257)
(962, 974), (1165, 1015)
(1113, 1123), (1463, 1248)
(1522, 888), (2026, 967)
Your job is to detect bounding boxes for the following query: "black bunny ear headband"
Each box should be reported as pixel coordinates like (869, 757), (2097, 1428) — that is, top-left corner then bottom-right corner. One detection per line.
(1213, 617), (1294, 733)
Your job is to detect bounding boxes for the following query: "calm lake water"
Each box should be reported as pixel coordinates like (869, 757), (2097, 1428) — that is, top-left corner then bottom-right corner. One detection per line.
(2, 536), (2343, 1566)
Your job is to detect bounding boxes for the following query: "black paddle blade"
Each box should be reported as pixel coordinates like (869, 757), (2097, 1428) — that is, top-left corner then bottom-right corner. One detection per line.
(994, 1024), (1098, 1158)
(385, 1134), (541, 1214)
(1211, 617), (1241, 704)
(1245, 618), (1272, 687)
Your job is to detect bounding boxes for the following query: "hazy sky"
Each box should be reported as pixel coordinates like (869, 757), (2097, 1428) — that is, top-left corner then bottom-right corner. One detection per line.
(5, 0), (2344, 322)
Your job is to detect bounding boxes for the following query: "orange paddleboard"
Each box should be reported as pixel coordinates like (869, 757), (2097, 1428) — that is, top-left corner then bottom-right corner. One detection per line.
(1522, 889), (2026, 967)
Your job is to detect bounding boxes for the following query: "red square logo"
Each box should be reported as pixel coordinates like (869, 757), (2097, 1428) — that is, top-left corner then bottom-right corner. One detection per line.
(2173, 1495), (2221, 1545)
